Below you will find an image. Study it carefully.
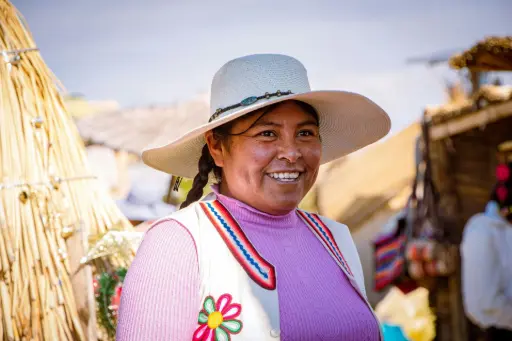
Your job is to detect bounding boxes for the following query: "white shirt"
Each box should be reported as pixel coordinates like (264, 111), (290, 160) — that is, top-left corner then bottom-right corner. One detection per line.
(461, 202), (512, 330)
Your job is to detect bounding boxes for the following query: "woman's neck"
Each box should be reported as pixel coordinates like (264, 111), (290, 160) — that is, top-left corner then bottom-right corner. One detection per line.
(211, 185), (298, 227)
(216, 182), (295, 216)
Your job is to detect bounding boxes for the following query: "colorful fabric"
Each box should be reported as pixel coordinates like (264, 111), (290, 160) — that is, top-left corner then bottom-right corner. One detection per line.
(374, 218), (408, 291)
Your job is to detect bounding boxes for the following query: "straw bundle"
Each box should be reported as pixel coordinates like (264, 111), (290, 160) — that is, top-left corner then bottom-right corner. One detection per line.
(0, 1), (132, 340)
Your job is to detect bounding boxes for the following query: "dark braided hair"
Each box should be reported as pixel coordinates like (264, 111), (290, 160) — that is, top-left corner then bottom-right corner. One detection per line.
(180, 145), (216, 209)
(180, 100), (319, 209)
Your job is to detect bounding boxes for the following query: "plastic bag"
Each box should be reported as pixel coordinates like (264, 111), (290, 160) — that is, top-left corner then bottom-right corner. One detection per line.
(375, 287), (436, 341)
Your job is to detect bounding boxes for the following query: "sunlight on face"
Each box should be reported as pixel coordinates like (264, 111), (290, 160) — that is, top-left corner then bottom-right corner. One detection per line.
(207, 101), (322, 215)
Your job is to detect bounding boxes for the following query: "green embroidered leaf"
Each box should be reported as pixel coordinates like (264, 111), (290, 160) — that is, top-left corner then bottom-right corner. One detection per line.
(215, 327), (231, 341)
(198, 311), (208, 324)
(204, 296), (215, 314)
(221, 320), (242, 333)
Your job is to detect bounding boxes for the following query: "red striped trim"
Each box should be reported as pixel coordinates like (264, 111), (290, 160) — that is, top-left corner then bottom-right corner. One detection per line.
(200, 201), (276, 290)
(297, 211), (353, 277)
(298, 211), (338, 258)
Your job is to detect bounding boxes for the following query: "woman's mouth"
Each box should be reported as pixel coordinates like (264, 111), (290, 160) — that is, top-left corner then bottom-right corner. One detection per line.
(267, 172), (302, 182)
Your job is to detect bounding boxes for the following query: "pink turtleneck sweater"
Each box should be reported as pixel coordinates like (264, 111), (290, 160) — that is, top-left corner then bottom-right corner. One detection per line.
(117, 191), (380, 341)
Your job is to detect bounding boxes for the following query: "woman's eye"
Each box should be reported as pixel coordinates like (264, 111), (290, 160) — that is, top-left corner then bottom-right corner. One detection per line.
(298, 130), (315, 137)
(258, 131), (276, 137)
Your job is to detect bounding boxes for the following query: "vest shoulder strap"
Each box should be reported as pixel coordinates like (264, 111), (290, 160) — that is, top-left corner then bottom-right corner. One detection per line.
(199, 200), (276, 290)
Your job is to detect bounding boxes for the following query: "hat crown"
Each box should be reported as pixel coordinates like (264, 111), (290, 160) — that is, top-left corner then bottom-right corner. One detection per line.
(210, 54), (311, 117)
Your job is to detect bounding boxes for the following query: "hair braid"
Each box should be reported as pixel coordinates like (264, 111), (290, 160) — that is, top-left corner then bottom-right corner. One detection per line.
(180, 145), (215, 209)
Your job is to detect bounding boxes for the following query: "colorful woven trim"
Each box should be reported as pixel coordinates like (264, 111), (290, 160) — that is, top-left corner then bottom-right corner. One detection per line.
(375, 235), (406, 263)
(297, 211), (353, 277)
(374, 257), (405, 291)
(200, 201), (276, 290)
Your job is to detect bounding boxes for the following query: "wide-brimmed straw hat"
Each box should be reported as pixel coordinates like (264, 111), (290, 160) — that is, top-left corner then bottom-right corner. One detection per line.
(142, 54), (391, 178)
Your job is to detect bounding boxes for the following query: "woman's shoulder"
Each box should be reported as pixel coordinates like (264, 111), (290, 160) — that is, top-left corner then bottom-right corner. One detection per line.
(125, 218), (199, 284)
(140, 218), (197, 253)
(146, 217), (189, 236)
(138, 205), (205, 259)
(146, 202), (202, 235)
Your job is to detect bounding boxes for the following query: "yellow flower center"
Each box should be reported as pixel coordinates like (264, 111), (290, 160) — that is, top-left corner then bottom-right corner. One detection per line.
(207, 311), (224, 329)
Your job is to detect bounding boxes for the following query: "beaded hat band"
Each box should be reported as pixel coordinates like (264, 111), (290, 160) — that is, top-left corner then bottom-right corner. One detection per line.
(209, 90), (292, 122)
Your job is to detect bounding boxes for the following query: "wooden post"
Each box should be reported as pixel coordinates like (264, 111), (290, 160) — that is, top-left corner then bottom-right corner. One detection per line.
(469, 70), (481, 96)
(427, 123), (470, 341)
(66, 222), (97, 341)
(449, 268), (468, 341)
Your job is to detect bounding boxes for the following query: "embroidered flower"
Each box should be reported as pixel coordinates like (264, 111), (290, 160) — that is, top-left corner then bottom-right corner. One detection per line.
(193, 294), (243, 341)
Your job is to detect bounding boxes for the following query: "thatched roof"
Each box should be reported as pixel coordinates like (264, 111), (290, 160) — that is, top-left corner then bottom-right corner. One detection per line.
(426, 85), (512, 122)
(316, 123), (420, 227)
(64, 96), (120, 118)
(449, 36), (512, 71)
(425, 85), (512, 140)
(76, 94), (209, 155)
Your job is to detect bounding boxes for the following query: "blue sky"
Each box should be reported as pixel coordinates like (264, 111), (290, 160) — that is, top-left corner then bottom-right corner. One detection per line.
(12, 0), (512, 133)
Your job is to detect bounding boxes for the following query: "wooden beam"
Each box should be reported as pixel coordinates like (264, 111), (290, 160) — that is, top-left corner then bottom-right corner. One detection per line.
(430, 100), (512, 140)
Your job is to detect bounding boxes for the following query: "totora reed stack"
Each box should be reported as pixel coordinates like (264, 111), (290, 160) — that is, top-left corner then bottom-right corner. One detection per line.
(0, 1), (133, 340)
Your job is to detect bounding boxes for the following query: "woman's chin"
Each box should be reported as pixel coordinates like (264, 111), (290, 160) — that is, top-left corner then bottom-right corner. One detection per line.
(263, 196), (302, 215)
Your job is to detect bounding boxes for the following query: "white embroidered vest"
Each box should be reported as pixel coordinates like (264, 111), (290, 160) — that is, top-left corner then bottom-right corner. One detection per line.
(163, 196), (382, 341)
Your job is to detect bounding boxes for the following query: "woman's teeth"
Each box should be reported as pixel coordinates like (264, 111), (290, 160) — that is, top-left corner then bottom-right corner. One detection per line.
(268, 172), (300, 181)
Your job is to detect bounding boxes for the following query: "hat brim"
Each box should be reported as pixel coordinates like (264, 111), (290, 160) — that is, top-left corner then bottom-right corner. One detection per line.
(142, 90), (391, 178)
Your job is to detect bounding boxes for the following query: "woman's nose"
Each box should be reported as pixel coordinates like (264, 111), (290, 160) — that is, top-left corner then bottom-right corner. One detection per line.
(277, 139), (302, 163)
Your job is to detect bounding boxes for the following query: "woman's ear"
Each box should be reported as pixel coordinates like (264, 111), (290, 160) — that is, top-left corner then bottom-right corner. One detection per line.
(205, 131), (225, 167)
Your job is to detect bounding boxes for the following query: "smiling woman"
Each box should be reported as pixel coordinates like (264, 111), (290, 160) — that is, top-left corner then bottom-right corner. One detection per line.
(182, 100), (321, 215)
(116, 54), (391, 341)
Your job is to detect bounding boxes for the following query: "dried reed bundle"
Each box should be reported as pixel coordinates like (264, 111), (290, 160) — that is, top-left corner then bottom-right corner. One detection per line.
(0, 1), (132, 340)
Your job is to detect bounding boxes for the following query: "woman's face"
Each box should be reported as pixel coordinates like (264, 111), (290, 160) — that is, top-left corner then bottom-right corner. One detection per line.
(206, 101), (322, 215)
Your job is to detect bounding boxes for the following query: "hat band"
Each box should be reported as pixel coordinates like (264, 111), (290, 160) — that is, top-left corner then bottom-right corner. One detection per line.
(209, 90), (293, 122)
